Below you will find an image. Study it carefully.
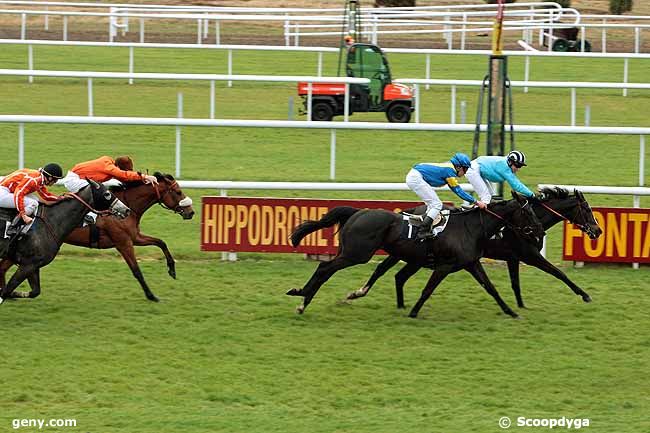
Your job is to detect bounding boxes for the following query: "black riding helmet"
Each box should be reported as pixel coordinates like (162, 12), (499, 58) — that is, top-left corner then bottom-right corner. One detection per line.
(41, 163), (64, 180)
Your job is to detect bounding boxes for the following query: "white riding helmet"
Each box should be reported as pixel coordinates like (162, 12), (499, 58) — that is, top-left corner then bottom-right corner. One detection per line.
(507, 150), (527, 167)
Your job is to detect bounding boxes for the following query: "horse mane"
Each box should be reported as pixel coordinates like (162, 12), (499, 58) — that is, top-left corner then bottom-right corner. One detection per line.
(109, 171), (175, 192)
(539, 187), (571, 200)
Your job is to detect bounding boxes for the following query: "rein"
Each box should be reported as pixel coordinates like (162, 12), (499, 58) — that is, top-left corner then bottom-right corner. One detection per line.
(539, 201), (587, 231)
(63, 192), (112, 216)
(481, 203), (536, 237)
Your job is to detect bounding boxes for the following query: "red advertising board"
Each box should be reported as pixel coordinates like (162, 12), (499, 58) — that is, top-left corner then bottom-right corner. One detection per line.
(201, 197), (422, 254)
(563, 207), (650, 263)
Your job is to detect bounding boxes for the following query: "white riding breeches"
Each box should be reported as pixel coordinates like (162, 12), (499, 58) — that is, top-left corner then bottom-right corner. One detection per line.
(466, 161), (496, 203)
(62, 170), (89, 193)
(406, 168), (442, 219)
(0, 186), (39, 215)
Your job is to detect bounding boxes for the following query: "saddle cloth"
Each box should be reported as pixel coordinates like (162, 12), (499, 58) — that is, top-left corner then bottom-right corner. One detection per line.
(400, 209), (450, 240)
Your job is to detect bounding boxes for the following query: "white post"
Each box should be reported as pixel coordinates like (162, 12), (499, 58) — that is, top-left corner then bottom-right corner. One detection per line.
(570, 88), (576, 127)
(425, 54), (430, 90)
(176, 92), (183, 179)
(330, 129), (336, 180)
(317, 52), (323, 77)
(602, 19), (607, 54)
(623, 58), (629, 97)
(197, 19), (202, 45)
(210, 80), (215, 119)
(294, 23), (299, 47)
(21, 13), (26, 40)
(344, 83), (350, 122)
(139, 18), (144, 43)
(203, 17), (208, 39)
(307, 82), (312, 121)
(227, 49), (232, 87)
(450, 85), (456, 124)
(44, 6), (49, 31)
(634, 27), (640, 54)
(524, 55), (530, 93)
(87, 78), (93, 116)
(581, 27), (586, 52)
(284, 17), (289, 46)
(461, 13), (466, 50)
(63, 15), (68, 41)
(584, 105), (591, 127)
(27, 44), (33, 84)
(128, 46), (134, 84)
(414, 84), (420, 123)
(215, 20), (220, 45)
(18, 123), (24, 169)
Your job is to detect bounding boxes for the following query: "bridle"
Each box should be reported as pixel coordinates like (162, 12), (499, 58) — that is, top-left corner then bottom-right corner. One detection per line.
(152, 181), (191, 214)
(538, 195), (597, 237)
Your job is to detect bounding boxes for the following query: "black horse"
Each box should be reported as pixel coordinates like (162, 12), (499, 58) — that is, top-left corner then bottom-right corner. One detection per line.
(0, 180), (130, 303)
(287, 192), (544, 318)
(347, 187), (602, 309)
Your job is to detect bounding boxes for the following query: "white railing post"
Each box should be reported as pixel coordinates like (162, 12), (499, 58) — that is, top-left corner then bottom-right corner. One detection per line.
(330, 129), (336, 180)
(414, 84), (420, 123)
(450, 84), (456, 124)
(425, 54), (430, 90)
(623, 58), (629, 97)
(602, 19), (607, 54)
(197, 19), (202, 45)
(44, 6), (49, 31)
(306, 82), (312, 121)
(580, 27), (586, 52)
(570, 88), (576, 127)
(21, 13), (26, 40)
(128, 46), (134, 84)
(63, 15), (68, 41)
(27, 44), (33, 84)
(634, 27), (640, 54)
(524, 55), (530, 93)
(87, 78), (93, 116)
(139, 17), (144, 43)
(18, 123), (24, 169)
(215, 20), (220, 45)
(284, 16), (289, 47)
(210, 80), (215, 119)
(176, 92), (182, 179)
(344, 83), (350, 122)
(317, 52), (323, 77)
(227, 49), (232, 87)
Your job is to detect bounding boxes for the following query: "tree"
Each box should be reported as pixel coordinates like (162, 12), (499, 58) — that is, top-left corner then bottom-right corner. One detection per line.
(610, 0), (633, 14)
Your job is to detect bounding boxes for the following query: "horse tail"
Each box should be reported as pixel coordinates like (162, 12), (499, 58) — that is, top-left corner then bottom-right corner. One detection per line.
(290, 206), (360, 247)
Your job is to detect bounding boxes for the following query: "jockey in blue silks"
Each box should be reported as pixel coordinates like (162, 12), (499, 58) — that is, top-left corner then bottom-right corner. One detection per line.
(465, 150), (535, 204)
(406, 152), (487, 238)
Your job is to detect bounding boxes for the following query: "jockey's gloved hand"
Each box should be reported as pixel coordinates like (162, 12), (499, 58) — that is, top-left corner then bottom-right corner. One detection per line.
(143, 175), (158, 185)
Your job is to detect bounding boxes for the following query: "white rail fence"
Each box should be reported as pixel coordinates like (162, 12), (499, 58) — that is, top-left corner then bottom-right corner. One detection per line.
(0, 115), (646, 196)
(3, 39), (650, 96)
(0, 68), (369, 121)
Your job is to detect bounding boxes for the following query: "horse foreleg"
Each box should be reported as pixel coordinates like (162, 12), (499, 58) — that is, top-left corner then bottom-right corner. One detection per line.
(394, 262), (421, 309)
(465, 261), (518, 318)
(116, 243), (160, 302)
(408, 269), (449, 318)
(288, 256), (361, 314)
(347, 255), (400, 301)
(521, 252), (592, 303)
(0, 264), (36, 304)
(134, 233), (176, 279)
(10, 268), (39, 299)
(0, 258), (14, 289)
(506, 259), (525, 308)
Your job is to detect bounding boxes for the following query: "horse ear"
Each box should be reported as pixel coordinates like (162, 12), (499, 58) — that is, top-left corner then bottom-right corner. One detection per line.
(575, 190), (584, 200)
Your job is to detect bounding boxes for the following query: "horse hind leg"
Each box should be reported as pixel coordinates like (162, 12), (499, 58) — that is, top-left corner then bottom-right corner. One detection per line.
(0, 264), (36, 305)
(289, 256), (362, 314)
(117, 243), (159, 302)
(347, 255), (400, 301)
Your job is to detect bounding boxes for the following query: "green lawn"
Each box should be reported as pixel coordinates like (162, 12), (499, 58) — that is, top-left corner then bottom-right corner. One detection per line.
(0, 39), (649, 433)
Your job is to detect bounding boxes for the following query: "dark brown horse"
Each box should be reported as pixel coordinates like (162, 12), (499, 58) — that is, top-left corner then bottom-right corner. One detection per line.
(0, 172), (194, 302)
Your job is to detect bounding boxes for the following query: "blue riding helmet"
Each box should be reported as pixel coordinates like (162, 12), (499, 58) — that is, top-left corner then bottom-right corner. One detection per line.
(450, 152), (472, 169)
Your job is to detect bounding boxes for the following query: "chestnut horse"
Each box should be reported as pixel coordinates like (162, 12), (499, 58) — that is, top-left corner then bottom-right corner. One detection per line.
(0, 172), (194, 302)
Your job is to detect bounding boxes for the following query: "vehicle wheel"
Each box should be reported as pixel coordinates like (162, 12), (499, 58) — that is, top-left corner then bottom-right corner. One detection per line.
(311, 102), (334, 121)
(552, 38), (569, 52)
(386, 104), (411, 123)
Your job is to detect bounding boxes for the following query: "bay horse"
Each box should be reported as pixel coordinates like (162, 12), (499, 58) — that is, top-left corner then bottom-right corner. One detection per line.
(0, 180), (130, 304)
(286, 192), (545, 318)
(0, 172), (194, 303)
(347, 187), (602, 309)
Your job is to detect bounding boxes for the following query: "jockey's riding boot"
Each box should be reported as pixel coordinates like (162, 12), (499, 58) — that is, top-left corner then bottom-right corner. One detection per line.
(416, 216), (435, 240)
(6, 215), (25, 237)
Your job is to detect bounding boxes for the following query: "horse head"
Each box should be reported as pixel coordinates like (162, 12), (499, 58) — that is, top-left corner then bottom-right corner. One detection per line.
(510, 191), (545, 240)
(572, 190), (602, 240)
(537, 187), (602, 240)
(153, 173), (195, 220)
(86, 179), (131, 219)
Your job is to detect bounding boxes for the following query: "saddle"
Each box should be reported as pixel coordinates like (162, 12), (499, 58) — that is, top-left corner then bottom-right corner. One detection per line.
(400, 210), (450, 240)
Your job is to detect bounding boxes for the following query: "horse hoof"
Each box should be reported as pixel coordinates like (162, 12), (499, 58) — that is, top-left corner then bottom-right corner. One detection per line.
(286, 288), (302, 297)
(168, 270), (177, 279)
(295, 305), (305, 314)
(147, 295), (160, 302)
(408, 312), (418, 318)
(346, 291), (359, 300)
(582, 295), (592, 303)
